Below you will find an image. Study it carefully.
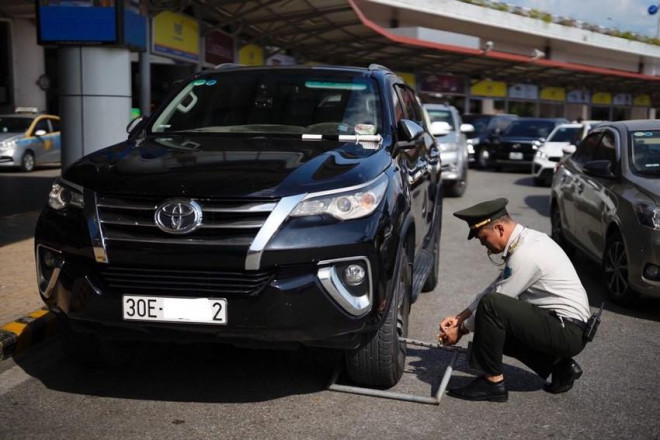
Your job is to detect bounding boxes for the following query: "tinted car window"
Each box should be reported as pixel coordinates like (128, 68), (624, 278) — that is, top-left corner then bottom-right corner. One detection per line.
(0, 116), (32, 133)
(572, 132), (603, 166)
(396, 86), (423, 127)
(630, 129), (660, 175)
(34, 119), (50, 134)
(50, 118), (60, 132)
(592, 131), (616, 164)
(504, 120), (557, 138)
(151, 71), (382, 136)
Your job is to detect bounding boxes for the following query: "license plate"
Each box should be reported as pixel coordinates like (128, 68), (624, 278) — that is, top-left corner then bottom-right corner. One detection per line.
(509, 152), (524, 160)
(122, 295), (227, 325)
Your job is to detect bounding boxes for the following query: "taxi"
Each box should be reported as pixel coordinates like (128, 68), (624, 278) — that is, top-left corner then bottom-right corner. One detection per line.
(0, 107), (61, 172)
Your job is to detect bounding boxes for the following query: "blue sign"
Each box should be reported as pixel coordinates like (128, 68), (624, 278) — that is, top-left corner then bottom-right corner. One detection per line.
(649, 4), (658, 15)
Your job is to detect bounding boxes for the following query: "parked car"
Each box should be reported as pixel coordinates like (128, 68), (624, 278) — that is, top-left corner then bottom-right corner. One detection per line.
(0, 108), (61, 172)
(531, 122), (598, 186)
(423, 103), (473, 197)
(461, 113), (518, 169)
(491, 117), (568, 171)
(34, 64), (443, 388)
(551, 120), (660, 305)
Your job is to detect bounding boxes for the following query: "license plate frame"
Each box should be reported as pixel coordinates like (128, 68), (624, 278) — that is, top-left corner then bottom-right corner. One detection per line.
(509, 152), (524, 160)
(122, 295), (227, 325)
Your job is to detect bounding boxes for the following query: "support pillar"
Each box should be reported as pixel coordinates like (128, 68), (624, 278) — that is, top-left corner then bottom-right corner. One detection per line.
(59, 46), (131, 169)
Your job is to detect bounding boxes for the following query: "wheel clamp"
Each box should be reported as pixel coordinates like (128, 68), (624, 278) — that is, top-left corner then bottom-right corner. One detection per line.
(327, 338), (469, 405)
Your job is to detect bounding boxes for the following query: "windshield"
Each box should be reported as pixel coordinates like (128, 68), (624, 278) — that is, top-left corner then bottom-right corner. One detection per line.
(426, 109), (455, 130)
(0, 116), (32, 133)
(504, 120), (556, 138)
(462, 116), (490, 136)
(630, 130), (660, 176)
(150, 71), (382, 136)
(547, 126), (581, 144)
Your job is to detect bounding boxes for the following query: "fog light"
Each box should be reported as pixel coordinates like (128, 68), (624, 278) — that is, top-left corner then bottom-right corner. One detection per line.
(643, 264), (660, 281)
(343, 264), (366, 286)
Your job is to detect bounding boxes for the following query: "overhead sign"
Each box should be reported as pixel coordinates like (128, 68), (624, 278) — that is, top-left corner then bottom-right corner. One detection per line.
(37, 0), (145, 49)
(592, 92), (612, 105)
(509, 83), (538, 100)
(633, 95), (651, 106)
(419, 74), (465, 94)
(613, 93), (632, 106)
(567, 90), (590, 104)
(540, 87), (566, 102)
(205, 30), (235, 66)
(152, 11), (199, 63)
(238, 44), (264, 66)
(397, 72), (416, 89)
(470, 80), (507, 98)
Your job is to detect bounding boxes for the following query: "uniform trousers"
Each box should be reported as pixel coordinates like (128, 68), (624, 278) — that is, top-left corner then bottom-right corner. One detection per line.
(470, 292), (586, 378)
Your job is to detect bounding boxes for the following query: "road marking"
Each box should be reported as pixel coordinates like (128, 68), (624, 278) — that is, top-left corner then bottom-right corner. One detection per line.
(0, 365), (31, 396)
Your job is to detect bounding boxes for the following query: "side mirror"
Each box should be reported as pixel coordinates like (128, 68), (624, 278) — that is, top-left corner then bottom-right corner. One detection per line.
(430, 121), (452, 137)
(126, 115), (147, 136)
(35, 129), (47, 137)
(398, 119), (425, 142)
(583, 160), (615, 178)
(460, 123), (475, 134)
(562, 144), (577, 155)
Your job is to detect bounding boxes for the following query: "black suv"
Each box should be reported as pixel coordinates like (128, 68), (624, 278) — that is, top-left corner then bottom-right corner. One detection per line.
(35, 64), (443, 387)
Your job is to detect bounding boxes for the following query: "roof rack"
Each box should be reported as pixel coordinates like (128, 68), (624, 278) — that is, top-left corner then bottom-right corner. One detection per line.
(214, 63), (245, 70)
(368, 63), (393, 73)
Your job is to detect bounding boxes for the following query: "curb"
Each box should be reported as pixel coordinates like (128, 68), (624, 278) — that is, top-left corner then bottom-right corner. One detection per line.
(0, 308), (57, 360)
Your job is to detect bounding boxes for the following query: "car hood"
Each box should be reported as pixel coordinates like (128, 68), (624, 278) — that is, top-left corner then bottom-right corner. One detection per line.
(540, 141), (571, 157)
(63, 134), (391, 198)
(0, 133), (22, 143)
(434, 132), (460, 143)
(499, 136), (540, 143)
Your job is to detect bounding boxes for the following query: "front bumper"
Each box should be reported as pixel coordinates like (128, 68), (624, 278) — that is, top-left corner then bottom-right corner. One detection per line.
(532, 155), (561, 180)
(440, 150), (464, 181)
(0, 147), (20, 167)
(35, 205), (399, 349)
(626, 226), (660, 298)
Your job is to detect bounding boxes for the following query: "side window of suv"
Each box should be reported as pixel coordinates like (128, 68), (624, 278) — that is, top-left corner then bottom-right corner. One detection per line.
(391, 86), (405, 124)
(572, 132), (603, 166)
(592, 131), (617, 165)
(395, 85), (423, 127)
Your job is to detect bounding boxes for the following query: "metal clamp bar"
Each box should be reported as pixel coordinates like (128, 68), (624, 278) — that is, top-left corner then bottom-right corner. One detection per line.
(326, 337), (468, 406)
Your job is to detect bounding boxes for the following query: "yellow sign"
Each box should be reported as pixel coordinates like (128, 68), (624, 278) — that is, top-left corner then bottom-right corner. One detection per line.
(470, 80), (507, 98)
(153, 11), (199, 62)
(540, 87), (566, 102)
(396, 72), (416, 89)
(633, 95), (651, 106)
(239, 44), (264, 66)
(592, 92), (612, 105)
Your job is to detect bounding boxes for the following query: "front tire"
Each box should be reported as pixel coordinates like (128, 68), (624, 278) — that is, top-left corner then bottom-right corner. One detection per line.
(345, 252), (411, 388)
(551, 204), (574, 257)
(20, 151), (35, 172)
(603, 232), (638, 305)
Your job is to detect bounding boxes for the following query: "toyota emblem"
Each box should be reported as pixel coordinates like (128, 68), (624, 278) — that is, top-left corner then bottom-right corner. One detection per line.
(512, 143), (521, 149)
(154, 199), (203, 234)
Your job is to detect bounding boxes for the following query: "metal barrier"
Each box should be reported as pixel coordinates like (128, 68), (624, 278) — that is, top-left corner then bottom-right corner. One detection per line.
(327, 337), (469, 405)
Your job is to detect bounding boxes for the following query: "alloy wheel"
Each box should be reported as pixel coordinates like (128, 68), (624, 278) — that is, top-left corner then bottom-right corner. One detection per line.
(604, 239), (629, 298)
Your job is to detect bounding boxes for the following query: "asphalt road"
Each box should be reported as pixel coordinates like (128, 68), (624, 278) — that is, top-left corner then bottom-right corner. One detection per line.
(1, 168), (659, 440)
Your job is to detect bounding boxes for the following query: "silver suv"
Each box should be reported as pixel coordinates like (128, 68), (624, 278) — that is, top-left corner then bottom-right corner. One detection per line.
(423, 103), (473, 197)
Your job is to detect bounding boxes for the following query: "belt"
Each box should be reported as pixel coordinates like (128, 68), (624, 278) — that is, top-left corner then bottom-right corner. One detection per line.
(551, 311), (586, 330)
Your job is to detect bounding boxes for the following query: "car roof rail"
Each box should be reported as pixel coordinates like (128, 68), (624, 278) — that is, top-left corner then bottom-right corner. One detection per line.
(214, 63), (245, 70)
(368, 63), (393, 73)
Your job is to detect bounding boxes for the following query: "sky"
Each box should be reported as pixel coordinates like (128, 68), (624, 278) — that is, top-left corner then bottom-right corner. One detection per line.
(502, 0), (660, 37)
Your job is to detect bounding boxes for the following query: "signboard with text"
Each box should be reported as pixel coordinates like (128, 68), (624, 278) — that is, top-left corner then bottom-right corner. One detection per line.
(540, 87), (566, 102)
(508, 83), (538, 100)
(567, 90), (590, 104)
(205, 30), (235, 66)
(419, 74), (465, 94)
(153, 11), (199, 63)
(470, 80), (507, 98)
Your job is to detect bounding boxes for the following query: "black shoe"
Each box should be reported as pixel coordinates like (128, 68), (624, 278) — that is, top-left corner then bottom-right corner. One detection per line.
(447, 376), (508, 402)
(544, 358), (583, 394)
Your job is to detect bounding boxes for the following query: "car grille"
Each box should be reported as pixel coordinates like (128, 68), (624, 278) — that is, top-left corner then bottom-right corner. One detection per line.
(98, 266), (274, 295)
(95, 194), (278, 246)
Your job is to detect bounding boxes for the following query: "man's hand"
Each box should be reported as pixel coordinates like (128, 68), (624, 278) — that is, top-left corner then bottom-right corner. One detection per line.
(438, 316), (462, 346)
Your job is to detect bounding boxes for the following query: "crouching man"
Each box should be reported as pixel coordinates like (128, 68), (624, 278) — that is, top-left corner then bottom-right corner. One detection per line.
(439, 198), (591, 402)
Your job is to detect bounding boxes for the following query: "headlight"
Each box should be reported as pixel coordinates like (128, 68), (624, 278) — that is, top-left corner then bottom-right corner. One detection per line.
(635, 202), (660, 229)
(536, 150), (548, 160)
(438, 142), (458, 152)
(48, 180), (85, 210)
(290, 175), (387, 220)
(0, 139), (17, 151)
(532, 140), (542, 149)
